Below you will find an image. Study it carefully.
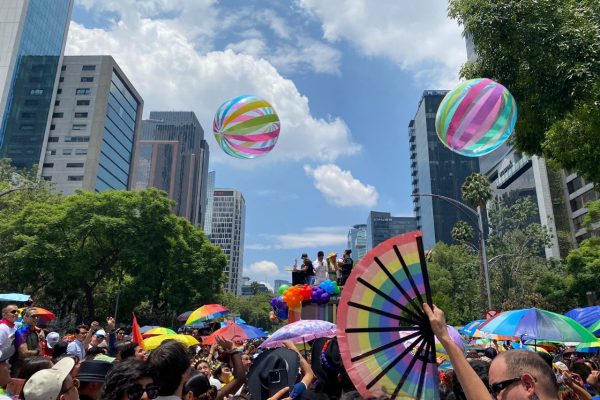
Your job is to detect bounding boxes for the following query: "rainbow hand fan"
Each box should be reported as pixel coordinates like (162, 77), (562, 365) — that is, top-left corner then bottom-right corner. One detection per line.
(337, 232), (439, 400)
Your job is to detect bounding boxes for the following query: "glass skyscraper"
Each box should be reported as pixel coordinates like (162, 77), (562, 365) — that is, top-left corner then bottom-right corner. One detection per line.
(409, 90), (480, 249)
(366, 212), (418, 250)
(347, 224), (368, 262)
(0, 0), (73, 169)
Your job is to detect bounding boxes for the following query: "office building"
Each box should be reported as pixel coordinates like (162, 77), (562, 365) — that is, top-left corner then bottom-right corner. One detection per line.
(40, 56), (142, 194)
(409, 91), (480, 249)
(347, 224), (368, 261)
(366, 212), (418, 250)
(209, 189), (246, 295)
(0, 0), (73, 169)
(133, 111), (210, 226)
(203, 171), (216, 235)
(563, 173), (600, 245)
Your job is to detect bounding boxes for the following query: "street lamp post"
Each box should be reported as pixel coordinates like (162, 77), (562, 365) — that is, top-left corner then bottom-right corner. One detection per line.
(411, 193), (492, 310)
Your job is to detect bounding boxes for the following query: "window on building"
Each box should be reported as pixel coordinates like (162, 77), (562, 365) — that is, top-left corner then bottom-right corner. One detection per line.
(52, 112), (64, 118)
(67, 163), (84, 168)
(29, 77), (41, 83)
(63, 149), (72, 155)
(43, 163), (54, 168)
(74, 112), (88, 118)
(82, 65), (96, 71)
(76, 100), (90, 106)
(64, 136), (89, 143)
(29, 89), (44, 96)
(24, 100), (39, 106)
(61, 65), (66, 71)
(21, 112), (35, 119)
(47, 150), (56, 156)
(54, 100), (60, 106)
(57, 89), (62, 94)
(72, 124), (87, 130)
(50, 124), (56, 130)
(80, 77), (94, 82)
(75, 149), (87, 155)
(75, 88), (90, 95)
(42, 176), (52, 181)
(47, 137), (59, 143)
(68, 176), (84, 181)
(59, 77), (64, 82)
(20, 124), (34, 131)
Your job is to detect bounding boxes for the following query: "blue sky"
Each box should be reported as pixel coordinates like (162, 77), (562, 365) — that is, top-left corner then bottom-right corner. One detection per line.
(68, 0), (467, 289)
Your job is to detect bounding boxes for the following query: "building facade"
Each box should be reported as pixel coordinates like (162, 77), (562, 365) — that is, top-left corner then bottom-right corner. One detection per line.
(0, 0), (73, 169)
(409, 91), (480, 249)
(563, 173), (600, 245)
(347, 224), (368, 262)
(133, 111), (210, 227)
(366, 212), (418, 250)
(203, 171), (216, 235)
(41, 56), (143, 194)
(209, 189), (246, 295)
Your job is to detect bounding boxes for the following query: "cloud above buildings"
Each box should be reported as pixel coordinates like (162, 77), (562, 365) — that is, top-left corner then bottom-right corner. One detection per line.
(246, 226), (348, 251)
(66, 1), (359, 165)
(304, 164), (378, 207)
(247, 260), (280, 275)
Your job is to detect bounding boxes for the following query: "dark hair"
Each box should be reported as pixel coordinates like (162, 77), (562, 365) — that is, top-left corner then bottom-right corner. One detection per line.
(101, 359), (156, 400)
(317, 251), (324, 257)
(148, 340), (190, 396)
(212, 362), (230, 380)
(571, 362), (592, 381)
(77, 324), (89, 332)
(483, 347), (498, 359)
(452, 360), (489, 400)
(86, 346), (105, 358)
(183, 374), (217, 400)
(52, 341), (68, 360)
(116, 341), (138, 361)
(16, 356), (53, 380)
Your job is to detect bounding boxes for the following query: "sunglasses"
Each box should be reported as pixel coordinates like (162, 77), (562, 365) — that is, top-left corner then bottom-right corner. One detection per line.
(490, 377), (522, 398)
(127, 384), (159, 400)
(117, 332), (125, 335)
(6, 310), (19, 315)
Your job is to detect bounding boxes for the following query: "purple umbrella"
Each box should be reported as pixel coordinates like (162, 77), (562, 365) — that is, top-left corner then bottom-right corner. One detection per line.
(565, 306), (600, 329)
(177, 311), (192, 322)
(259, 320), (336, 348)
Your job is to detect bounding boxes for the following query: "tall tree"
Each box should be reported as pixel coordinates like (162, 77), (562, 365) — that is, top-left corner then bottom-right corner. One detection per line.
(565, 237), (600, 305)
(448, 0), (600, 184)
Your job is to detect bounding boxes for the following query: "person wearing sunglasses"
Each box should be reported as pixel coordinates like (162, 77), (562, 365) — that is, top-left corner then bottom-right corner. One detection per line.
(0, 305), (19, 356)
(13, 308), (43, 375)
(102, 359), (158, 400)
(424, 303), (560, 400)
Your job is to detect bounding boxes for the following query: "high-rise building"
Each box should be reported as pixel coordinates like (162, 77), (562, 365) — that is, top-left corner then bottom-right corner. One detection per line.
(0, 0), (74, 169)
(133, 111), (210, 226)
(409, 91), (480, 249)
(203, 171), (216, 235)
(347, 224), (368, 261)
(562, 173), (599, 245)
(274, 279), (291, 294)
(209, 189), (246, 295)
(41, 56), (143, 194)
(366, 212), (418, 250)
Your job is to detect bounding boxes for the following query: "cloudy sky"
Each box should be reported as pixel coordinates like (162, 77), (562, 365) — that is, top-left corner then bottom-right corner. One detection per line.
(67, 0), (467, 289)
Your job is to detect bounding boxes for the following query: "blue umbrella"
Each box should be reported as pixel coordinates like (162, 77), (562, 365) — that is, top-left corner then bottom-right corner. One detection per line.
(0, 293), (31, 302)
(565, 306), (600, 328)
(220, 317), (247, 328)
(459, 319), (485, 336)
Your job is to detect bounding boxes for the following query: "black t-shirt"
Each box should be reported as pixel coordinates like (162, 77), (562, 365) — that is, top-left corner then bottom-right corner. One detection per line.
(341, 256), (353, 274)
(304, 261), (315, 276)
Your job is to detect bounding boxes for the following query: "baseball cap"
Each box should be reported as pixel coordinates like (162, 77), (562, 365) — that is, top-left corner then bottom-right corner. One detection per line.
(94, 329), (106, 338)
(46, 332), (60, 349)
(23, 357), (75, 400)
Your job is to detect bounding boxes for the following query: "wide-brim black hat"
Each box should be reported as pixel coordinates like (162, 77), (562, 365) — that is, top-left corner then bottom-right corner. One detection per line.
(247, 348), (299, 400)
(76, 360), (114, 382)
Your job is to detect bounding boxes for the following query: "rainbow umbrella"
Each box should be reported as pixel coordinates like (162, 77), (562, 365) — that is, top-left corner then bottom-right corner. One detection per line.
(478, 308), (597, 343)
(19, 307), (55, 324)
(203, 323), (266, 345)
(589, 320), (600, 336)
(142, 327), (177, 338)
(220, 317), (247, 327)
(471, 330), (518, 341)
(565, 306), (600, 328)
(143, 334), (199, 350)
(337, 232), (439, 400)
(576, 340), (600, 353)
(458, 320), (484, 336)
(185, 304), (229, 326)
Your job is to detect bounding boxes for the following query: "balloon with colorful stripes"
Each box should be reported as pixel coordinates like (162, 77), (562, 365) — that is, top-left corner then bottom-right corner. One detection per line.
(213, 95), (281, 159)
(435, 78), (517, 157)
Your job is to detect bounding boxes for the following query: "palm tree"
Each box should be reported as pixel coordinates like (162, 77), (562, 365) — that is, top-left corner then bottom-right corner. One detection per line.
(250, 281), (261, 296)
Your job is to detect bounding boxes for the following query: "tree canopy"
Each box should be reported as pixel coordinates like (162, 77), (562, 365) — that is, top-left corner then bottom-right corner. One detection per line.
(448, 0), (600, 184)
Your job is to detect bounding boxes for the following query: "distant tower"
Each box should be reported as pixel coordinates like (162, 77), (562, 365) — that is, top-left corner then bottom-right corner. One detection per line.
(203, 171), (216, 236)
(347, 224), (368, 261)
(209, 189), (246, 295)
(366, 212), (418, 250)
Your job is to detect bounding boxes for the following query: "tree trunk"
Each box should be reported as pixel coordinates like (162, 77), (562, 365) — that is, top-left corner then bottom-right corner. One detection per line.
(82, 283), (95, 321)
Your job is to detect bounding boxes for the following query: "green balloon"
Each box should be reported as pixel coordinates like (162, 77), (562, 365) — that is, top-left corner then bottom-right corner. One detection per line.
(278, 284), (290, 295)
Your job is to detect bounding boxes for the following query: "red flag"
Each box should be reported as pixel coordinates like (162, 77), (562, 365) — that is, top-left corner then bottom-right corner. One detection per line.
(131, 312), (144, 349)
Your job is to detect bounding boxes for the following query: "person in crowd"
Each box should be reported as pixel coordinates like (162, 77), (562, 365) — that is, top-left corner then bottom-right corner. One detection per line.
(115, 329), (126, 343)
(77, 360), (114, 400)
(16, 356), (52, 381)
(51, 342), (68, 364)
(301, 258), (316, 286)
(0, 347), (15, 400)
(424, 303), (560, 400)
(183, 336), (245, 400)
(241, 353), (252, 373)
(43, 332), (61, 358)
(338, 249), (353, 286)
(326, 253), (338, 282)
(89, 330), (106, 349)
(193, 359), (222, 390)
(115, 341), (146, 362)
(23, 357), (78, 400)
(0, 305), (19, 357)
(313, 251), (328, 285)
(13, 308), (42, 375)
(102, 359), (158, 400)
(67, 323), (98, 361)
(149, 340), (192, 399)
(213, 363), (232, 386)
(450, 360), (490, 400)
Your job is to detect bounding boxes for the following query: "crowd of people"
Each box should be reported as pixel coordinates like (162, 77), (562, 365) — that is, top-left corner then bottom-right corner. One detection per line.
(1, 303), (600, 400)
(292, 250), (354, 286)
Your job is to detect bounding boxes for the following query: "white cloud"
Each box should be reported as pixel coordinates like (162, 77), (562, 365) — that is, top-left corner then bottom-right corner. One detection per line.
(304, 164), (378, 207)
(67, 1), (358, 164)
(296, 0), (466, 87)
(246, 226), (348, 250)
(247, 260), (280, 275)
(258, 281), (274, 291)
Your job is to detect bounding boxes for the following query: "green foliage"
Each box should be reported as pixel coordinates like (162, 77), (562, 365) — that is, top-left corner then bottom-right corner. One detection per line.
(0, 171), (227, 325)
(565, 237), (600, 304)
(461, 173), (493, 209)
(451, 220), (475, 244)
(217, 291), (274, 331)
(583, 200), (600, 228)
(448, 0), (600, 184)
